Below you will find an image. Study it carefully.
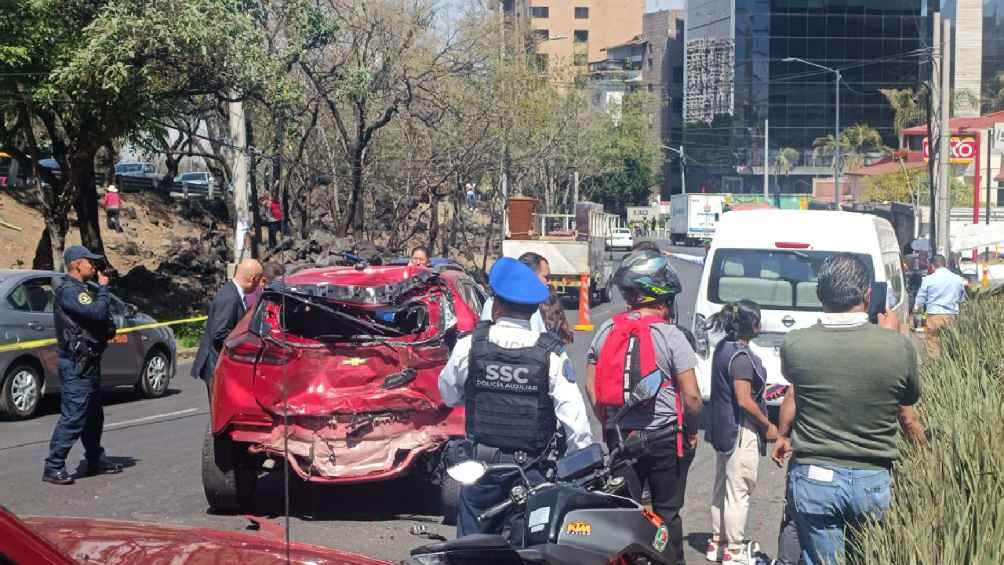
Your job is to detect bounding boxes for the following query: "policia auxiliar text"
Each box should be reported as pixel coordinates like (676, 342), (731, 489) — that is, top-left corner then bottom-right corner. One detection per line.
(42, 245), (124, 485)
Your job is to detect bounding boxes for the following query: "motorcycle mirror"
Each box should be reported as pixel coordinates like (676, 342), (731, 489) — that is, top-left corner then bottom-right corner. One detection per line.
(446, 460), (487, 485)
(630, 372), (663, 404)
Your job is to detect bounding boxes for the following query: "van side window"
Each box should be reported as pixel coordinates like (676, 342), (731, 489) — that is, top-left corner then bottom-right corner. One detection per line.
(883, 252), (905, 308)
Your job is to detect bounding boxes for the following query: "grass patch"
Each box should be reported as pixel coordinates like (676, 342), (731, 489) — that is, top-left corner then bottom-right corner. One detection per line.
(174, 320), (205, 349)
(853, 298), (1004, 563)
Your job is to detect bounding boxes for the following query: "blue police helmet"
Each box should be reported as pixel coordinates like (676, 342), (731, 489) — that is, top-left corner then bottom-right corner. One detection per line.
(489, 257), (549, 306)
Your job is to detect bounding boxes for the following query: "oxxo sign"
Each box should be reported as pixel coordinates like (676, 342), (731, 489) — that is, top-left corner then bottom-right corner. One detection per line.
(922, 136), (977, 164)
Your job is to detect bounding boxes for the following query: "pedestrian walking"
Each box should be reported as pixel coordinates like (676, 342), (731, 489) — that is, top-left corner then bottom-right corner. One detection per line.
(259, 195), (283, 248)
(705, 300), (776, 564)
(914, 254), (967, 358)
(771, 253), (926, 565)
(466, 183), (476, 208)
(43, 246), (121, 485)
(438, 257), (593, 537)
(586, 249), (703, 565)
(103, 185), (123, 233)
(192, 259), (263, 400)
(480, 252), (571, 341)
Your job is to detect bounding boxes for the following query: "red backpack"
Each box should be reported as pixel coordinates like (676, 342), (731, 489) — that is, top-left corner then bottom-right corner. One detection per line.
(594, 312), (669, 408)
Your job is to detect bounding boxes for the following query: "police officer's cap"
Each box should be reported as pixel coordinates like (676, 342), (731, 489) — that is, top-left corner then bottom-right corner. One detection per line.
(63, 245), (104, 266)
(489, 257), (549, 306)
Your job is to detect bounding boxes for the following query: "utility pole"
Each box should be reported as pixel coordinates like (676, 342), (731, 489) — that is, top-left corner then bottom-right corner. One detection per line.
(938, 18), (953, 259)
(228, 97), (250, 265)
(679, 145), (686, 195)
(763, 119), (770, 200)
(573, 169), (579, 208)
(929, 13), (940, 252)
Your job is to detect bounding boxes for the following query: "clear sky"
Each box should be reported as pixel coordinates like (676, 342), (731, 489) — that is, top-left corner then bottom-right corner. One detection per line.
(647, 0), (684, 11)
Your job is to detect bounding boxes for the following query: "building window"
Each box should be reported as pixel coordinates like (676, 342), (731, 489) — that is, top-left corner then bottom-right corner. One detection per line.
(534, 29), (549, 41)
(534, 53), (549, 72)
(530, 6), (548, 18)
(574, 30), (589, 43)
(575, 6), (589, 18)
(672, 66), (683, 83)
(648, 57), (654, 69)
(573, 53), (588, 66)
(648, 84), (654, 92)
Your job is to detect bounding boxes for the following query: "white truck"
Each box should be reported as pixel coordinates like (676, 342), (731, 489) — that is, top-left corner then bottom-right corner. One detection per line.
(502, 200), (617, 303)
(669, 194), (726, 246)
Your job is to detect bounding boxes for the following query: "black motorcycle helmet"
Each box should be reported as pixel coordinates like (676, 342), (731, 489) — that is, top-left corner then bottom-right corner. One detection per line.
(614, 249), (683, 306)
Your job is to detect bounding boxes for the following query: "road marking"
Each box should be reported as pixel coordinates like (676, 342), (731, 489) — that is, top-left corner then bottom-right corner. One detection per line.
(105, 408), (201, 430)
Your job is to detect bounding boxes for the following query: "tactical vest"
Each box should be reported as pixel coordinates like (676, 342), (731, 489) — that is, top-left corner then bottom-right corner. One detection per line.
(706, 339), (767, 454)
(54, 280), (113, 359)
(465, 321), (560, 454)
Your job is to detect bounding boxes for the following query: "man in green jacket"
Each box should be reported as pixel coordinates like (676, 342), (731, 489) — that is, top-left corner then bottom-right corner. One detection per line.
(771, 253), (926, 565)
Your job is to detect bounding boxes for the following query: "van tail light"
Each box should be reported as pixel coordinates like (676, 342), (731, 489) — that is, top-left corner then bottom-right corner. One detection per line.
(694, 314), (710, 357)
(775, 241), (811, 249)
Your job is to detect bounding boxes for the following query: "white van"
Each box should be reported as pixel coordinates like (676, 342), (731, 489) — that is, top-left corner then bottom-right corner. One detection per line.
(691, 210), (908, 404)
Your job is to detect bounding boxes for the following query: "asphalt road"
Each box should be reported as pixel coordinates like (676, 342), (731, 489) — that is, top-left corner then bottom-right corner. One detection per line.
(0, 243), (786, 563)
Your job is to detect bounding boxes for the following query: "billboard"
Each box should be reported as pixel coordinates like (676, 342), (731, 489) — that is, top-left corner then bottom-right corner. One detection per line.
(921, 136), (977, 164)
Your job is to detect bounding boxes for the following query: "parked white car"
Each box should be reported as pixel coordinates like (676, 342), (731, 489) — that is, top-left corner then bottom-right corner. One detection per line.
(691, 209), (908, 404)
(606, 227), (634, 250)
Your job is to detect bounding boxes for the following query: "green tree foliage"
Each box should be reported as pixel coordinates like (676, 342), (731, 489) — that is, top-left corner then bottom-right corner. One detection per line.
(861, 168), (973, 206)
(0, 0), (278, 268)
(812, 123), (887, 172)
(880, 88), (926, 135)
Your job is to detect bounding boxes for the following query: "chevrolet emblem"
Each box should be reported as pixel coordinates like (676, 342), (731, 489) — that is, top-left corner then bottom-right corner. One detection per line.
(341, 357), (366, 367)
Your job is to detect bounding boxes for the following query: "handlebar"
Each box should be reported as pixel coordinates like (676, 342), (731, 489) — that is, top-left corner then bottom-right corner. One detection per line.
(477, 498), (515, 523)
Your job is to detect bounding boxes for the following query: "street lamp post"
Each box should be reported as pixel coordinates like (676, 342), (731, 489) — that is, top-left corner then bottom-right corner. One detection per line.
(784, 57), (842, 207)
(663, 145), (685, 194)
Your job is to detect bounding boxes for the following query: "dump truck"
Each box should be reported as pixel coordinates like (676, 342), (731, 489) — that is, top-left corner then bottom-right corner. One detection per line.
(501, 198), (617, 303)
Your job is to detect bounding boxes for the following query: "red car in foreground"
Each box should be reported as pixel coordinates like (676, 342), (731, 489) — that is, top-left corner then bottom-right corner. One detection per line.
(0, 506), (388, 564)
(203, 265), (485, 521)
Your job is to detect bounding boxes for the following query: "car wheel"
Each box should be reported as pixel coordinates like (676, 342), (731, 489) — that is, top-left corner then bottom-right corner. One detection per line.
(137, 350), (170, 398)
(440, 475), (461, 526)
(599, 283), (612, 304)
(202, 423), (257, 514)
(1, 363), (42, 420)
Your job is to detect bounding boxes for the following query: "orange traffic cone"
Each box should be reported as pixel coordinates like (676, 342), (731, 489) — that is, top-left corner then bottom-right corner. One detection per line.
(574, 273), (594, 331)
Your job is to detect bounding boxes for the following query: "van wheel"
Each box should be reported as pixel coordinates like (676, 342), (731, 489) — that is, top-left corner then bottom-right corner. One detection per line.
(202, 424), (257, 513)
(1, 363), (43, 420)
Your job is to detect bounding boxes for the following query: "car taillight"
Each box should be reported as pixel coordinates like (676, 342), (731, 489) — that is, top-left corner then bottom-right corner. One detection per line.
(225, 334), (262, 364)
(694, 314), (710, 357)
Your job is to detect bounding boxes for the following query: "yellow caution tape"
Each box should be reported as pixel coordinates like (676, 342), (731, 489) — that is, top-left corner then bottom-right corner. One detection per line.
(0, 315), (207, 354)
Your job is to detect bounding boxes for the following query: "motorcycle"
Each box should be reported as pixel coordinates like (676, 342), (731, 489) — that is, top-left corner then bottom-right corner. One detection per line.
(404, 372), (676, 565)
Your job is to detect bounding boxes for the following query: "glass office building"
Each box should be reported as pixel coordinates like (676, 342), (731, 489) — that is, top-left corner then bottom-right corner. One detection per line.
(685, 0), (930, 193)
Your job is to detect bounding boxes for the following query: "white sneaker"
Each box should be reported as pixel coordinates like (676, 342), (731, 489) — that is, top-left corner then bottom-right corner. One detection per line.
(722, 542), (760, 565)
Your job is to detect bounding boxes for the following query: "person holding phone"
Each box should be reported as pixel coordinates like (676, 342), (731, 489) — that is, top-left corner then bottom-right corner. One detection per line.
(770, 253), (926, 565)
(43, 246), (121, 485)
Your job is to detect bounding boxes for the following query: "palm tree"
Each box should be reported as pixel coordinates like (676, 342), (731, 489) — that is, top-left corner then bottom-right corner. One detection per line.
(880, 88), (925, 136)
(812, 123), (887, 172)
(773, 147), (800, 199)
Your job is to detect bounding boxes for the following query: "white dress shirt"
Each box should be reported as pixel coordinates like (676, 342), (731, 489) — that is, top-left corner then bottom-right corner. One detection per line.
(439, 317), (594, 451)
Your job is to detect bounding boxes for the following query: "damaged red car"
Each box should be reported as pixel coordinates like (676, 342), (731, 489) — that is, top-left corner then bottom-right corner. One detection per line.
(202, 265), (485, 522)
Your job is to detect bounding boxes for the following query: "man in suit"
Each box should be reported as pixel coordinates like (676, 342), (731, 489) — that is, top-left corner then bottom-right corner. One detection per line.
(192, 258), (263, 399)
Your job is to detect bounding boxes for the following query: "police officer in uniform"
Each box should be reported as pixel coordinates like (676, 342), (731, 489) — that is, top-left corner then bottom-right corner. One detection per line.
(439, 257), (593, 537)
(43, 245), (122, 485)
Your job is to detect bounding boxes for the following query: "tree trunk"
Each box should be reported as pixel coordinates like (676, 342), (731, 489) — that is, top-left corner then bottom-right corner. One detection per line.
(428, 191), (440, 253)
(70, 151), (105, 258)
(340, 145), (366, 236)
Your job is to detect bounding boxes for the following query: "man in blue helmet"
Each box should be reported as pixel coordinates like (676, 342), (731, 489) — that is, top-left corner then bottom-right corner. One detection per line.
(439, 257), (594, 537)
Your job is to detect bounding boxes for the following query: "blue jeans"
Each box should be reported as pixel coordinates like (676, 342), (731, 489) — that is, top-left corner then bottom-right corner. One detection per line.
(457, 467), (544, 540)
(788, 462), (891, 565)
(45, 357), (105, 473)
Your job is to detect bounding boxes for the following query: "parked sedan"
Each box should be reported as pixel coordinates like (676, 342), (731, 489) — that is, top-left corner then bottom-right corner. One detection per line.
(0, 270), (177, 419)
(606, 227), (634, 250)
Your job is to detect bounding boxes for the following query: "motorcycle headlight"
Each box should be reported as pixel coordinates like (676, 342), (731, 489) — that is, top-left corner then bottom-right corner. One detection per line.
(412, 553), (447, 565)
(694, 314), (709, 357)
